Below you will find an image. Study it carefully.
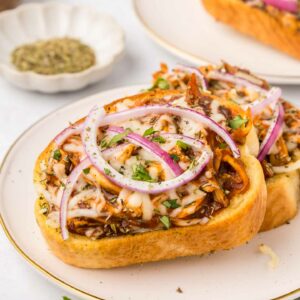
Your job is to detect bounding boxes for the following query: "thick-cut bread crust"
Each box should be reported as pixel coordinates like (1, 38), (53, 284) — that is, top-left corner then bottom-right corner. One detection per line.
(35, 154), (266, 268)
(34, 90), (267, 268)
(260, 171), (300, 231)
(240, 126), (300, 231)
(202, 0), (300, 60)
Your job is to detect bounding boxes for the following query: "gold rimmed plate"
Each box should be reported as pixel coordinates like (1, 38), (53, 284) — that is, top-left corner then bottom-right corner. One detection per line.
(0, 86), (300, 300)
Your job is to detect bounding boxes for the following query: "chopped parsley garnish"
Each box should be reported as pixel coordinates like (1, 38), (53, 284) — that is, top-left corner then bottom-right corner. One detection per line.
(152, 136), (166, 144)
(176, 140), (190, 150)
(170, 154), (180, 162)
(62, 297), (71, 300)
(108, 128), (132, 147)
(53, 149), (62, 161)
(160, 215), (171, 229)
(148, 77), (170, 91)
(100, 139), (108, 149)
(219, 142), (227, 149)
(61, 182), (66, 188)
(162, 199), (181, 209)
(132, 164), (154, 182)
(229, 115), (248, 129)
(143, 127), (157, 137)
(104, 168), (111, 175)
(82, 167), (90, 174)
(110, 223), (117, 234)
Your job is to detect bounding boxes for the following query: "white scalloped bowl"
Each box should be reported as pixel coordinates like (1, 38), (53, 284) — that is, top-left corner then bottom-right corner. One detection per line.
(0, 2), (125, 93)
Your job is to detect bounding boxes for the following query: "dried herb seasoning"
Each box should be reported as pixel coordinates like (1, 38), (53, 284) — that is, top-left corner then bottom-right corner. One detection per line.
(11, 37), (96, 75)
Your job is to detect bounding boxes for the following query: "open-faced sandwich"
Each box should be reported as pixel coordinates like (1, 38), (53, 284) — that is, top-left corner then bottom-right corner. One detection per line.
(34, 78), (266, 268)
(151, 62), (300, 231)
(202, 0), (300, 60)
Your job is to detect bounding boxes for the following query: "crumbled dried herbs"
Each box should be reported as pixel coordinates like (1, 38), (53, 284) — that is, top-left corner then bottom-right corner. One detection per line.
(11, 37), (96, 75)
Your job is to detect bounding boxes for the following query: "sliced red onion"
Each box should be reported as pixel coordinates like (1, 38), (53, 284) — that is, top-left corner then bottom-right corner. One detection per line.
(175, 64), (208, 91)
(257, 103), (285, 162)
(54, 122), (84, 146)
(82, 105), (213, 194)
(208, 70), (282, 116)
(263, 0), (298, 13)
(107, 126), (183, 177)
(101, 105), (240, 158)
(208, 70), (265, 92)
(60, 157), (91, 240)
(273, 159), (300, 173)
(248, 87), (282, 115)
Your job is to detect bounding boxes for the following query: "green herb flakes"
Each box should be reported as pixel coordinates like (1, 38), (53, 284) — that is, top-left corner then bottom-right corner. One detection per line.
(143, 127), (157, 137)
(53, 149), (62, 161)
(108, 129), (132, 147)
(110, 223), (117, 234)
(62, 297), (72, 300)
(11, 38), (96, 75)
(104, 168), (111, 176)
(100, 139), (108, 149)
(162, 199), (181, 209)
(132, 164), (154, 182)
(160, 215), (171, 229)
(82, 167), (90, 175)
(219, 142), (227, 149)
(229, 115), (248, 129)
(152, 136), (166, 144)
(149, 78), (170, 91)
(170, 154), (180, 162)
(176, 140), (190, 150)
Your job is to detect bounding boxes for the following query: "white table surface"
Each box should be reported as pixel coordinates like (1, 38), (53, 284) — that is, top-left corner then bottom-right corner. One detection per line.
(0, 0), (299, 299)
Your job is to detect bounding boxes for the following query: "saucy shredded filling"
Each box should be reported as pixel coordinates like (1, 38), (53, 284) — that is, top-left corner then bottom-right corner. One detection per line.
(37, 78), (251, 239)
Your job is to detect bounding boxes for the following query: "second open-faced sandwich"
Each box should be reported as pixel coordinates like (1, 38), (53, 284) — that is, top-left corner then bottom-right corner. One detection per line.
(34, 78), (266, 268)
(150, 62), (300, 231)
(202, 0), (300, 60)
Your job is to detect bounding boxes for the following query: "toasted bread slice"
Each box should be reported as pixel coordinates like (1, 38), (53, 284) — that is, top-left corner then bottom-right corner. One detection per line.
(202, 0), (300, 60)
(34, 91), (266, 268)
(35, 152), (266, 268)
(260, 171), (300, 231)
(241, 125), (300, 231)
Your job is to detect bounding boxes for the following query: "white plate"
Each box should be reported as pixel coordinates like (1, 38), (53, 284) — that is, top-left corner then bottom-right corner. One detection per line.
(133, 0), (300, 85)
(0, 86), (300, 300)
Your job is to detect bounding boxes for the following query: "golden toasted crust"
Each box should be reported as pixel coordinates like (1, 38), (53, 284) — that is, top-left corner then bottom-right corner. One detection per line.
(35, 154), (266, 268)
(34, 90), (267, 268)
(202, 0), (300, 60)
(238, 123), (300, 231)
(260, 171), (300, 231)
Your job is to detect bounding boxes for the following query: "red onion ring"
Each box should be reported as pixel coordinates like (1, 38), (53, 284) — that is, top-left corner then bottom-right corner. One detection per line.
(263, 0), (298, 13)
(107, 126), (183, 177)
(101, 105), (240, 158)
(208, 70), (265, 92)
(82, 105), (212, 194)
(59, 157), (91, 240)
(248, 87), (282, 115)
(54, 122), (84, 146)
(257, 103), (285, 162)
(208, 70), (282, 116)
(175, 64), (208, 91)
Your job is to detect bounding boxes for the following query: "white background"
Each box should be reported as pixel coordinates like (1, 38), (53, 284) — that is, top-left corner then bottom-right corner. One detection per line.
(0, 0), (299, 300)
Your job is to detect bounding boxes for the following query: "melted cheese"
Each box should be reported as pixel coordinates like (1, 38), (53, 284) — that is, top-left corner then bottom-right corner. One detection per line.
(53, 163), (66, 180)
(179, 118), (203, 138)
(172, 96), (189, 108)
(141, 193), (154, 221)
(115, 99), (135, 111)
